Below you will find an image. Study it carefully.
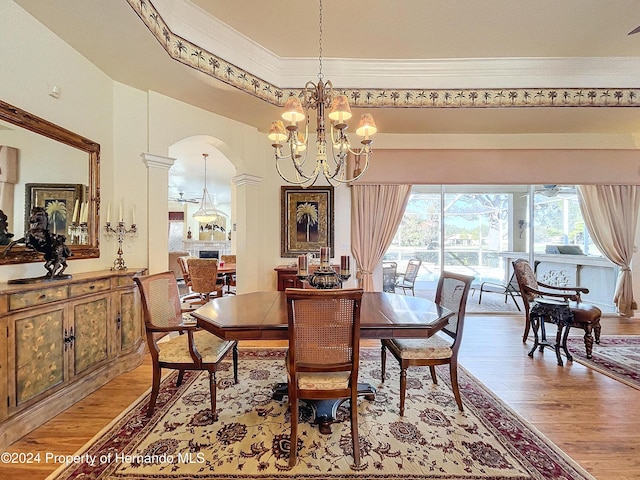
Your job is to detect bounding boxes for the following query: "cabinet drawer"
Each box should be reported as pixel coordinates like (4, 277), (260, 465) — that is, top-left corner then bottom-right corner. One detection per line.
(8, 285), (69, 311)
(69, 278), (111, 297)
(116, 275), (135, 288)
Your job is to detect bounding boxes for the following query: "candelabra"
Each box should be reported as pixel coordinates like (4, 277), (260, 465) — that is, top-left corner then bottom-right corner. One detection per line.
(297, 247), (351, 289)
(104, 221), (137, 270)
(67, 222), (88, 245)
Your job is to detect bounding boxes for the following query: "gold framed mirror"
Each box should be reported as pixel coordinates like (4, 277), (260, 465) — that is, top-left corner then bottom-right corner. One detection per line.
(0, 99), (100, 264)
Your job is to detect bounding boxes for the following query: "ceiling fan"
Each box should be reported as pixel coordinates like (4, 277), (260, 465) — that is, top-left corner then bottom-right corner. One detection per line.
(535, 185), (576, 197)
(629, 25), (640, 35)
(170, 192), (199, 204)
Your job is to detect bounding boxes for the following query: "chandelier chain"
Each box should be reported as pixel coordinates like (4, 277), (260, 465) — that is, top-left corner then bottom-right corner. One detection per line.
(317, 0), (323, 81)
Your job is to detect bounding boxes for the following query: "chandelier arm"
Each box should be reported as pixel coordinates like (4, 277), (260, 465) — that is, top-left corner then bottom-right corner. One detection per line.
(275, 158), (312, 186)
(266, 0), (376, 187)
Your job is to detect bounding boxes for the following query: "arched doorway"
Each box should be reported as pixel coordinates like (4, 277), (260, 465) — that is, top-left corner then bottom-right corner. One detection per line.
(167, 136), (236, 259)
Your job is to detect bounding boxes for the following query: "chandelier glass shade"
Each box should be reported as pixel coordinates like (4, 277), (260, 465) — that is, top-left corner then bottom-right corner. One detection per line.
(267, 0), (376, 187)
(192, 153), (227, 224)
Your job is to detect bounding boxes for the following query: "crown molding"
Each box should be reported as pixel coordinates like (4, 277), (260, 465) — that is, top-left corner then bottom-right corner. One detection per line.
(130, 0), (640, 109)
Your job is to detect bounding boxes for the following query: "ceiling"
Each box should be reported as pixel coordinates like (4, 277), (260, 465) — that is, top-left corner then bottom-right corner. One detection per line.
(12, 0), (640, 200)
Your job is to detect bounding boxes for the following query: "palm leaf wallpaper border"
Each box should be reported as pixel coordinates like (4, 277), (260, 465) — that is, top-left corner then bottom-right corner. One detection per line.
(127, 0), (640, 110)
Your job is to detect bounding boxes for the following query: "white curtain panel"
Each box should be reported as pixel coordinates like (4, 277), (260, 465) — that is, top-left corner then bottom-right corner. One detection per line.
(577, 185), (640, 317)
(351, 184), (411, 291)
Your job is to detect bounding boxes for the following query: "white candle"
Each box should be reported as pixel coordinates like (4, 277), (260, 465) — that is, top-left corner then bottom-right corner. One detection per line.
(320, 246), (330, 266)
(106, 203), (111, 224)
(83, 202), (89, 223)
(131, 204), (136, 225)
(78, 202), (85, 224)
(119, 201), (123, 223)
(72, 199), (79, 224)
(340, 255), (350, 276)
(298, 255), (308, 276)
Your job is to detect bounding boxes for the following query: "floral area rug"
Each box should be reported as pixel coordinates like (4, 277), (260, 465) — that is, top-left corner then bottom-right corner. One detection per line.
(567, 335), (640, 389)
(48, 348), (594, 480)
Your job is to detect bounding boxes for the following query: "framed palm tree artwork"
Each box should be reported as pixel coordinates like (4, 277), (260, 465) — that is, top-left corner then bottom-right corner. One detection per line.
(25, 183), (85, 236)
(281, 186), (334, 257)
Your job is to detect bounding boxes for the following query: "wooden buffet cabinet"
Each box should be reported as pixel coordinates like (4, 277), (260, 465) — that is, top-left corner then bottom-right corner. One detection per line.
(0, 269), (147, 449)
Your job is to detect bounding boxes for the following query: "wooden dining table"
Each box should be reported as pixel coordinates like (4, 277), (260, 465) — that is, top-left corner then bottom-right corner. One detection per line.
(191, 290), (453, 432)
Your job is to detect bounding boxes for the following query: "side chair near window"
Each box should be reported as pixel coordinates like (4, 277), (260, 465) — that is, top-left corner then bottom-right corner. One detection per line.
(134, 272), (238, 419)
(382, 261), (397, 293)
(512, 258), (602, 365)
(381, 271), (474, 415)
(395, 258), (422, 295)
(475, 271), (522, 311)
(187, 257), (225, 303)
(285, 288), (364, 467)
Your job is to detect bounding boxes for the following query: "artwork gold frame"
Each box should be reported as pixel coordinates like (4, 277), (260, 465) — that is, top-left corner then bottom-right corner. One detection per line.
(281, 186), (334, 257)
(25, 183), (85, 236)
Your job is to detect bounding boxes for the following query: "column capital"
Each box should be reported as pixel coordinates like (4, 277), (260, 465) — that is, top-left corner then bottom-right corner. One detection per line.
(141, 152), (176, 170)
(233, 174), (262, 187)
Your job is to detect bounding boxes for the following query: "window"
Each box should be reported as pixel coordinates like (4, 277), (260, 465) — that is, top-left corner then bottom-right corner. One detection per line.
(386, 184), (600, 286)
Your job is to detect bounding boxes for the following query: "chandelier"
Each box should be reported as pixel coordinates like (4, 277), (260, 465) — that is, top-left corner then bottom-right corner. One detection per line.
(267, 0), (376, 187)
(192, 153), (227, 223)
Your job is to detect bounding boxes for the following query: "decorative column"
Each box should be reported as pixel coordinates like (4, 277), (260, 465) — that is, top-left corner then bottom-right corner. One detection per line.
(232, 173), (262, 294)
(141, 153), (176, 274)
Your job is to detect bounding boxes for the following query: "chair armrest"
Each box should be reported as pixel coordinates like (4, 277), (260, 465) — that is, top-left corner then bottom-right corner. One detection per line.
(521, 284), (578, 302)
(186, 329), (203, 366)
(537, 281), (589, 295)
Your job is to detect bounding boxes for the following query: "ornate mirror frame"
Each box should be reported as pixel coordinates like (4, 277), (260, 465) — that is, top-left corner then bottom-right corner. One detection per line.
(0, 99), (100, 264)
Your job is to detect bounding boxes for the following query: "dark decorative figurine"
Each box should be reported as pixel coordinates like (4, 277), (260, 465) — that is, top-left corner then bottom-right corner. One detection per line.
(0, 209), (14, 246)
(3, 206), (72, 282)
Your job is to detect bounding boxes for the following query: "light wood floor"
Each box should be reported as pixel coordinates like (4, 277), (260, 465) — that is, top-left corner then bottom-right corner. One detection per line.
(4, 313), (640, 480)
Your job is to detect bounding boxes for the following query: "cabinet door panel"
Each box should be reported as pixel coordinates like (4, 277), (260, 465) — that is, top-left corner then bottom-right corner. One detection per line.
(14, 308), (65, 407)
(71, 295), (110, 376)
(118, 290), (141, 352)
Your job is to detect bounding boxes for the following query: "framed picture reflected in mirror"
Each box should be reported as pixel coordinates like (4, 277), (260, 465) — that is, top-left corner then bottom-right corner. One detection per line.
(25, 183), (85, 236)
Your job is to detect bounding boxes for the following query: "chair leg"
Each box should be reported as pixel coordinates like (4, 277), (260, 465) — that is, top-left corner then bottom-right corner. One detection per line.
(429, 365), (438, 385)
(209, 371), (218, 421)
(583, 324), (595, 359)
(232, 343), (239, 384)
(561, 324), (573, 362)
(594, 321), (602, 344)
(399, 366), (407, 416)
(147, 363), (162, 417)
(449, 361), (464, 412)
(380, 342), (387, 383)
(176, 370), (185, 386)
(289, 396), (299, 467)
(522, 315), (531, 342)
(350, 389), (361, 466)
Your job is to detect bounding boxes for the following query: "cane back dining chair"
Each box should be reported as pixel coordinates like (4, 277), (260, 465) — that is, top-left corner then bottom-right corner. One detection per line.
(381, 271), (474, 415)
(285, 288), (364, 467)
(134, 272), (238, 419)
(512, 258), (601, 359)
(187, 258), (225, 303)
(395, 259), (422, 295)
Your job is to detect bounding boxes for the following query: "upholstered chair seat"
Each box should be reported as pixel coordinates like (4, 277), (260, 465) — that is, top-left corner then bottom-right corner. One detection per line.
(158, 331), (235, 364)
(388, 335), (453, 360)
